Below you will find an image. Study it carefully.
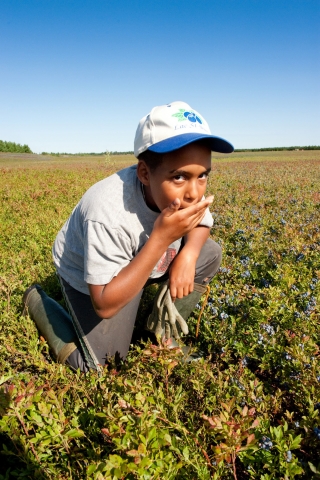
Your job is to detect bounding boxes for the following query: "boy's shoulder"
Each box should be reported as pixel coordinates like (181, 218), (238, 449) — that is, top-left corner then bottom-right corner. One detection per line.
(83, 164), (138, 201)
(79, 164), (147, 224)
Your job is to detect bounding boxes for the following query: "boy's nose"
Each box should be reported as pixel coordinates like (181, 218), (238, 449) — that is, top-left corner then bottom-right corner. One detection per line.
(184, 181), (199, 203)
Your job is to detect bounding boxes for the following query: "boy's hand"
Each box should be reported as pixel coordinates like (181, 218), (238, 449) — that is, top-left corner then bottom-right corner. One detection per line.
(152, 196), (214, 248)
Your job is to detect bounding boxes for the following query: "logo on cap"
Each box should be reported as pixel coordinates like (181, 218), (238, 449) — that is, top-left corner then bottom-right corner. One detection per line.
(172, 109), (203, 124)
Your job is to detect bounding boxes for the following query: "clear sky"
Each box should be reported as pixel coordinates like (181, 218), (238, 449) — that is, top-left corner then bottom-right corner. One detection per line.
(1, 0), (319, 153)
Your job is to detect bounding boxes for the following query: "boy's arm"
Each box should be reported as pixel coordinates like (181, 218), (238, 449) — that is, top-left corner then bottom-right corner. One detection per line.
(88, 197), (213, 319)
(168, 225), (210, 300)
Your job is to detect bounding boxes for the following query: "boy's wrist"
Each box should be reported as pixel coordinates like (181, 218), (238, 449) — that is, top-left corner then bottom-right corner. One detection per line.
(178, 244), (199, 263)
(148, 230), (172, 252)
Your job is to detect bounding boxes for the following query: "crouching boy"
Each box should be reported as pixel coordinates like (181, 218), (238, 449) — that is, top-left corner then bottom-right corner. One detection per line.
(23, 101), (233, 372)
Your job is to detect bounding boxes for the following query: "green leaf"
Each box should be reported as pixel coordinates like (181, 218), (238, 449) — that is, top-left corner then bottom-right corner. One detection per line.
(87, 464), (96, 475)
(308, 462), (320, 474)
(182, 447), (189, 460)
(65, 429), (85, 438)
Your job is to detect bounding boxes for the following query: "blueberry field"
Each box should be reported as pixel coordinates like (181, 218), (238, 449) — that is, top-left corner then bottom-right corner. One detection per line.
(0, 150), (319, 479)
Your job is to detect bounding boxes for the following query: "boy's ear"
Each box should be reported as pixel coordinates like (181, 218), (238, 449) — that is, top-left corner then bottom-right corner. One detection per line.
(137, 160), (151, 186)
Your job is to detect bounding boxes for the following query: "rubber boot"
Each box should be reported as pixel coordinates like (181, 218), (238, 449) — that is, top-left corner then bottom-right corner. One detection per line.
(22, 285), (79, 364)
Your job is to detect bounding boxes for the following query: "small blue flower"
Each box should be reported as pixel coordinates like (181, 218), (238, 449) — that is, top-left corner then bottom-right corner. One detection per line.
(296, 253), (305, 262)
(220, 312), (229, 320)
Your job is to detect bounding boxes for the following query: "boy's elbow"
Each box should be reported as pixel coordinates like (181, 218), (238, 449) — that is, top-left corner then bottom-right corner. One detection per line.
(88, 283), (120, 319)
(94, 304), (119, 319)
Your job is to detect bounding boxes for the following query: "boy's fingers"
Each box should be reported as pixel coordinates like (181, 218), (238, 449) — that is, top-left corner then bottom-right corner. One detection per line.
(183, 196), (214, 216)
(164, 198), (180, 215)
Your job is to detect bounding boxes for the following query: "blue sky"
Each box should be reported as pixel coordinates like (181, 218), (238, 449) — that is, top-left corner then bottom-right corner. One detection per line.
(1, 0), (319, 153)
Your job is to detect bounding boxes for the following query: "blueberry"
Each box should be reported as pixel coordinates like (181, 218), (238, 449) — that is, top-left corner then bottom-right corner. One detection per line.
(259, 436), (273, 450)
(241, 270), (251, 278)
(242, 356), (249, 367)
(313, 427), (320, 440)
(286, 450), (292, 462)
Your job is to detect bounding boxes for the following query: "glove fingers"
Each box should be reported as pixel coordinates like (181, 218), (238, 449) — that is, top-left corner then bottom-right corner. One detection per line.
(171, 323), (180, 340)
(175, 310), (189, 335)
(164, 321), (171, 340)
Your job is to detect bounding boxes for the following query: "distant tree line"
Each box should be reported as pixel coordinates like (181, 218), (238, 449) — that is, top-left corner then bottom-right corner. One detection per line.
(0, 140), (33, 153)
(41, 151), (134, 156)
(234, 146), (320, 152)
(42, 147), (320, 156)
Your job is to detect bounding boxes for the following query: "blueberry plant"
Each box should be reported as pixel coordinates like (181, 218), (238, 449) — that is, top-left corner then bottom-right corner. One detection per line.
(0, 151), (319, 479)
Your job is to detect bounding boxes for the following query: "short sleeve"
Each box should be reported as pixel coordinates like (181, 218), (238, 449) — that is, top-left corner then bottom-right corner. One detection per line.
(199, 207), (213, 228)
(84, 220), (133, 285)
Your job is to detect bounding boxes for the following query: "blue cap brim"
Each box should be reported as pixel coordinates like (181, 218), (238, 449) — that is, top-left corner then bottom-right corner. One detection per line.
(148, 133), (234, 154)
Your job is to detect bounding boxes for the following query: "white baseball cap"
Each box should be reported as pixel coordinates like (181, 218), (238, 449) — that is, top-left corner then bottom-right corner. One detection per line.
(134, 101), (234, 157)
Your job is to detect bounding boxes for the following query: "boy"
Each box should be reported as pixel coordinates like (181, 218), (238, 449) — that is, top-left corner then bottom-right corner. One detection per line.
(23, 101), (233, 373)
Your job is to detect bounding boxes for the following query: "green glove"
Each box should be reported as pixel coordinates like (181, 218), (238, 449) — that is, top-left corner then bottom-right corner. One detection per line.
(146, 282), (189, 341)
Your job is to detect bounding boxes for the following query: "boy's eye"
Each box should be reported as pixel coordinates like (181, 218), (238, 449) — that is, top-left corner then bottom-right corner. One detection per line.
(199, 172), (209, 180)
(173, 175), (185, 182)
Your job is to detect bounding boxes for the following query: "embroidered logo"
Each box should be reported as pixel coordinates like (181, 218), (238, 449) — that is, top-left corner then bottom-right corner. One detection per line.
(172, 109), (202, 124)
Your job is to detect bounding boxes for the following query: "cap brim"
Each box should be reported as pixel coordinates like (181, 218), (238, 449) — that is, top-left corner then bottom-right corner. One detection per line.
(148, 133), (234, 154)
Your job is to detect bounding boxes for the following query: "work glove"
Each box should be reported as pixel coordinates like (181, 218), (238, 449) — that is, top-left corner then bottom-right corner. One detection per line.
(146, 282), (189, 341)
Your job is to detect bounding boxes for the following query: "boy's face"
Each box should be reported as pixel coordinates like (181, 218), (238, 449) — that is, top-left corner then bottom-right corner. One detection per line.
(139, 143), (212, 212)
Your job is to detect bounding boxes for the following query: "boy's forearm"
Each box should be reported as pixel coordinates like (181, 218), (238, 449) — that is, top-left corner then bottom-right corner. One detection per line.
(88, 232), (169, 318)
(182, 225), (210, 259)
(167, 226), (210, 299)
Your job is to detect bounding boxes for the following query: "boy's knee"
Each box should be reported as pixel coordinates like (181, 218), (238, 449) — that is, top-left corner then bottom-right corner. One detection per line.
(195, 239), (222, 284)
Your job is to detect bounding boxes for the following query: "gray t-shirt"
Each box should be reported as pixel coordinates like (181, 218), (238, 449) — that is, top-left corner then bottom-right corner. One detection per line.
(53, 165), (213, 295)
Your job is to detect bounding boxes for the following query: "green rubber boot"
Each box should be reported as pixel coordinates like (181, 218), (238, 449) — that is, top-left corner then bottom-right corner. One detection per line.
(22, 285), (79, 364)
